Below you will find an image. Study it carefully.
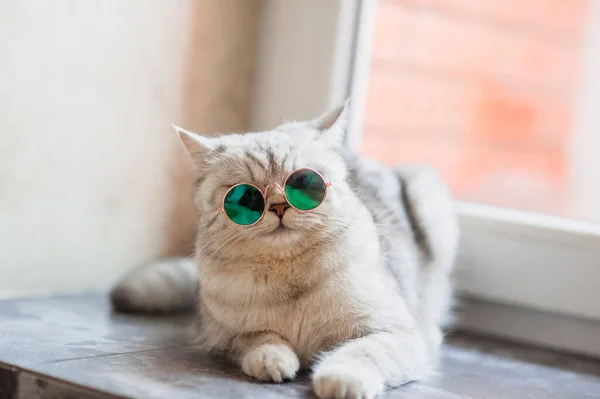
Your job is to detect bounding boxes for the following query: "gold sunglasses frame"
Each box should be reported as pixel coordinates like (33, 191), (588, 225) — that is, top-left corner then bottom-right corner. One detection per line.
(217, 167), (332, 226)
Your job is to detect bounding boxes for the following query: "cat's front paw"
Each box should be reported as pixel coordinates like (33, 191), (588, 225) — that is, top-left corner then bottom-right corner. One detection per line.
(241, 343), (300, 383)
(313, 363), (384, 399)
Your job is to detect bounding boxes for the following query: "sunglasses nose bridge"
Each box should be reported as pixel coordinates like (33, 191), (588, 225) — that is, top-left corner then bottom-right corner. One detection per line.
(264, 182), (284, 195)
(264, 182), (288, 209)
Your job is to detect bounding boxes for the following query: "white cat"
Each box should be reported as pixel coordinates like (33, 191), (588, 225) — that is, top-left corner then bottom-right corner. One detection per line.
(111, 103), (458, 399)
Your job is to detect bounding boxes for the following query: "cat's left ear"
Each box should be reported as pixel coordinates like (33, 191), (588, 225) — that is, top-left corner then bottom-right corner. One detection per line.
(310, 99), (350, 147)
(172, 124), (218, 170)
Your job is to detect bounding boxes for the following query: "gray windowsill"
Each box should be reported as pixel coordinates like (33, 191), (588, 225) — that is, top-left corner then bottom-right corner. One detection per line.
(1, 294), (600, 398)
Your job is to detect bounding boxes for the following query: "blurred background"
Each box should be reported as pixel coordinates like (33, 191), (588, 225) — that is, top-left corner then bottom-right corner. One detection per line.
(1, 0), (599, 296)
(362, 0), (599, 220)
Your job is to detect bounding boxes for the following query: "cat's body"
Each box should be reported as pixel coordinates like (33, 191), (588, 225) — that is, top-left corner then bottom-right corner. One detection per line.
(111, 104), (458, 398)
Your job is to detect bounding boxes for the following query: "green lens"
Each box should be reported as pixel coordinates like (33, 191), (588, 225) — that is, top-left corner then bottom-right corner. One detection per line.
(284, 169), (327, 211)
(223, 184), (265, 225)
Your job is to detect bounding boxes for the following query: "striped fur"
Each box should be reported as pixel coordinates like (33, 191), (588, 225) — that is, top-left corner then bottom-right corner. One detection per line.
(110, 103), (458, 399)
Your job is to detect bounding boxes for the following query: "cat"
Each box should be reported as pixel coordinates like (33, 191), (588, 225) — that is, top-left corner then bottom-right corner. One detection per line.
(110, 103), (459, 399)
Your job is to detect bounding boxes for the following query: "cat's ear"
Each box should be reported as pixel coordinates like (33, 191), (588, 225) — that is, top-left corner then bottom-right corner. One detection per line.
(310, 100), (350, 147)
(172, 125), (217, 168)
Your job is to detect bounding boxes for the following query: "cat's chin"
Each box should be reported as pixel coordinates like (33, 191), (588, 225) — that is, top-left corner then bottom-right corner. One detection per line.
(258, 227), (303, 246)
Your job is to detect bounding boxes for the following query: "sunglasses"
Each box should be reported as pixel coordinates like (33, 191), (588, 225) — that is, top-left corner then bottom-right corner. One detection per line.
(217, 168), (331, 226)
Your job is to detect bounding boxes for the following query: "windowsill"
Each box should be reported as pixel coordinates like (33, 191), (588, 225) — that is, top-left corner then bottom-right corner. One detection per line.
(457, 202), (600, 320)
(456, 202), (600, 357)
(2, 293), (600, 398)
(457, 296), (600, 359)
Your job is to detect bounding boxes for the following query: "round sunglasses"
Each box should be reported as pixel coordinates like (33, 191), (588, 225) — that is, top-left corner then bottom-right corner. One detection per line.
(217, 168), (331, 226)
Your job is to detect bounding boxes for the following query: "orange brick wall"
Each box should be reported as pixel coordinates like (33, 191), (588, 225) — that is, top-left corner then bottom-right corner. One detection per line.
(362, 0), (590, 215)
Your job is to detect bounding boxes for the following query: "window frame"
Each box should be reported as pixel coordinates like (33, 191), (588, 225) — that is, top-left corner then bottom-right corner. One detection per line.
(252, 0), (600, 358)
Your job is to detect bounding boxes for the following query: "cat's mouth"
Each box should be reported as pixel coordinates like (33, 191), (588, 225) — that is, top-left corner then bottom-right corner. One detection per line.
(267, 222), (293, 235)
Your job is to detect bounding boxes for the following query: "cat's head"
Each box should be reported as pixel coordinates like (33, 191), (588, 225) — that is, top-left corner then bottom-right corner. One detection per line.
(176, 103), (355, 258)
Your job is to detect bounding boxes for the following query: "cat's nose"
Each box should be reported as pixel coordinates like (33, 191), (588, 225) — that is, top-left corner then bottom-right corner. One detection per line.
(269, 202), (290, 218)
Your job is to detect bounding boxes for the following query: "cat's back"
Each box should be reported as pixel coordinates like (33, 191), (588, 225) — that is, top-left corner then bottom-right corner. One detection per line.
(341, 150), (457, 317)
(343, 151), (411, 235)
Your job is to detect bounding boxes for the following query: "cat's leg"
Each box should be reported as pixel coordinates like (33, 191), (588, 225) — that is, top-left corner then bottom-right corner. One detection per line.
(231, 332), (300, 383)
(312, 329), (431, 399)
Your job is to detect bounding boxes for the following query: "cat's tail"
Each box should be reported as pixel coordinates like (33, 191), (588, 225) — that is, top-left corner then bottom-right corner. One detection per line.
(394, 164), (459, 272)
(110, 257), (198, 314)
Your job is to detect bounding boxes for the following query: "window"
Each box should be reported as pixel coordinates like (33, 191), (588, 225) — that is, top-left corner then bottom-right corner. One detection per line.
(355, 0), (600, 356)
(253, 0), (600, 357)
(361, 0), (599, 222)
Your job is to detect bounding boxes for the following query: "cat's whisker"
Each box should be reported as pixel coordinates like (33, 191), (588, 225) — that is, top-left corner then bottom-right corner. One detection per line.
(220, 233), (250, 256)
(209, 230), (246, 257)
(197, 229), (233, 252)
(197, 228), (242, 256)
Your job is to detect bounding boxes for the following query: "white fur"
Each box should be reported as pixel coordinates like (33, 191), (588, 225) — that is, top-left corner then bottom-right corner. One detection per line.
(241, 343), (300, 382)
(110, 103), (459, 398)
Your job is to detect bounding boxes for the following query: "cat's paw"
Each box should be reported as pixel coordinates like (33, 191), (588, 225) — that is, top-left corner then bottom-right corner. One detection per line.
(313, 363), (384, 399)
(241, 344), (300, 383)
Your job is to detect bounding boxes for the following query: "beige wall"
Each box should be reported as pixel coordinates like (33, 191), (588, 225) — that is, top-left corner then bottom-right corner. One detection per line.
(0, 0), (260, 297)
(251, 0), (355, 131)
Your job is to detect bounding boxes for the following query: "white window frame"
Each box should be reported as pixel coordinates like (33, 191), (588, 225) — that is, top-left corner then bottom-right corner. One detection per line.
(252, 0), (600, 358)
